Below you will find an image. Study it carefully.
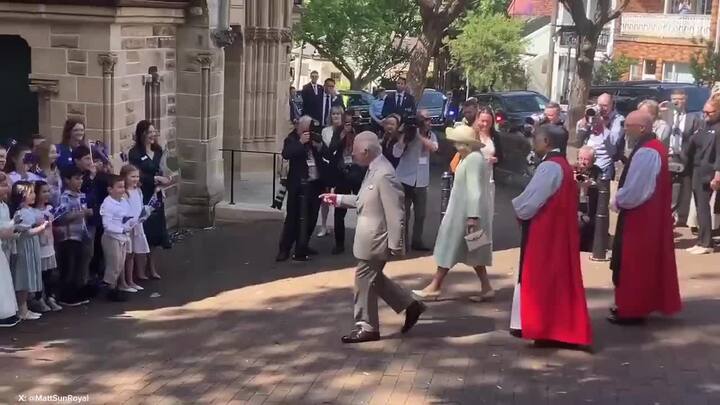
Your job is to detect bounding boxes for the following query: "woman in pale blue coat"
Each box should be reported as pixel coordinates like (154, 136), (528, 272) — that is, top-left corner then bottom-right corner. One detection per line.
(413, 125), (495, 301)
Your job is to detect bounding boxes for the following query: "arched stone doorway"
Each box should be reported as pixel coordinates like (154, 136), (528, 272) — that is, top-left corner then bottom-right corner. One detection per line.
(0, 35), (37, 145)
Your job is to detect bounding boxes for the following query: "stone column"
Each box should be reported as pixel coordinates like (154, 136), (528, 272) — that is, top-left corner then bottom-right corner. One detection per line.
(98, 53), (118, 154)
(29, 77), (59, 140)
(196, 53), (213, 143)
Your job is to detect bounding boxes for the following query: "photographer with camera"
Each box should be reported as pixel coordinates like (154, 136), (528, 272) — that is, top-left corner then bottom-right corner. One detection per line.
(381, 114), (403, 168)
(392, 109), (439, 251)
(576, 93), (625, 180)
(574, 146), (601, 252)
(325, 110), (366, 254)
(276, 116), (326, 262)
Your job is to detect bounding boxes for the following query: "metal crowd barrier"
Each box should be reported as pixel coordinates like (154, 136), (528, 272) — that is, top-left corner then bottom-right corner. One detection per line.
(218, 148), (281, 206)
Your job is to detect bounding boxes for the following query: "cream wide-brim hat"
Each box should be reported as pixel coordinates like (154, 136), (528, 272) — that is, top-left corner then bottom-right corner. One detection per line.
(445, 125), (484, 147)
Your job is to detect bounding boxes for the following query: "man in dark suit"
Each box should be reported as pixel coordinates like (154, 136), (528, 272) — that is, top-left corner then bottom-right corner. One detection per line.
(683, 94), (720, 255)
(382, 77), (416, 120)
(301, 70), (324, 124)
(276, 115), (326, 262)
(664, 88), (703, 226)
(321, 78), (345, 126)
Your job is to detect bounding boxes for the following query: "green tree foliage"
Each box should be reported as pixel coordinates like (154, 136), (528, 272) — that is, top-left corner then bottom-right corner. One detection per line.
(448, 13), (526, 90)
(690, 40), (720, 87)
(593, 55), (636, 85)
(294, 0), (419, 89)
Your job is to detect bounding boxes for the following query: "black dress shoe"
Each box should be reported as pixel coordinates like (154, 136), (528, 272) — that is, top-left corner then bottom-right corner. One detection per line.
(411, 244), (431, 252)
(607, 314), (645, 325)
(292, 254), (310, 262)
(331, 246), (345, 255)
(609, 305), (618, 315)
(275, 251), (290, 262)
(341, 328), (380, 344)
(509, 329), (522, 338)
(402, 301), (427, 334)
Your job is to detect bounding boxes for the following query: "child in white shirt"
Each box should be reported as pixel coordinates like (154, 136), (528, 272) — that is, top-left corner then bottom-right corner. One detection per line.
(100, 175), (137, 302)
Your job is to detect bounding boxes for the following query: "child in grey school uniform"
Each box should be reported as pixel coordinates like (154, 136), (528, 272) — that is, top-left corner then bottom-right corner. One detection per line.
(99, 175), (137, 302)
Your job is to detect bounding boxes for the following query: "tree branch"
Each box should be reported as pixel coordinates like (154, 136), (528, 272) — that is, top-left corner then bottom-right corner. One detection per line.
(306, 40), (356, 81)
(560, 0), (591, 31)
(599, 0), (630, 26)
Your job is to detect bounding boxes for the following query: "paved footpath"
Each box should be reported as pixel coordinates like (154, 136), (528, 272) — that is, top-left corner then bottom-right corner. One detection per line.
(1, 216), (720, 404)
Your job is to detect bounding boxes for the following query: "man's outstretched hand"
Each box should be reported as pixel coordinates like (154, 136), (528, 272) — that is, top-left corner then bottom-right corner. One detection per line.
(319, 193), (338, 206)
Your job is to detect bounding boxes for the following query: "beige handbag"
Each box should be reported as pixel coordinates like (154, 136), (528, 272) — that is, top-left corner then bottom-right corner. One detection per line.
(464, 228), (491, 251)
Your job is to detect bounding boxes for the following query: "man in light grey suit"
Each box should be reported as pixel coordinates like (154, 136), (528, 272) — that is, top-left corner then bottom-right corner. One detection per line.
(321, 131), (426, 344)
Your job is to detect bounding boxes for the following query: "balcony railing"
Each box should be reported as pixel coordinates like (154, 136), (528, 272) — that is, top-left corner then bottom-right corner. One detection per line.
(619, 12), (711, 40)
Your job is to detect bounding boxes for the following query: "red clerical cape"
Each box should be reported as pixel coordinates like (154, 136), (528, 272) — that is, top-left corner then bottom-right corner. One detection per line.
(614, 139), (681, 318)
(520, 155), (592, 346)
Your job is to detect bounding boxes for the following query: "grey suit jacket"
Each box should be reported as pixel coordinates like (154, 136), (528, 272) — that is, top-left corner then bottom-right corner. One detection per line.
(663, 110), (702, 157)
(339, 155), (405, 261)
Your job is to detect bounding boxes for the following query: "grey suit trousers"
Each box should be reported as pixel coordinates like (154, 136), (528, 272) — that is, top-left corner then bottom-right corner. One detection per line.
(354, 260), (414, 331)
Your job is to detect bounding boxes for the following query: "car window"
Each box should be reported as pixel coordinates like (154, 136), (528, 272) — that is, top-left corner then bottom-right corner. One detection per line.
(615, 88), (657, 117)
(502, 94), (548, 112)
(343, 93), (372, 107)
(475, 95), (491, 105)
(419, 91), (445, 108)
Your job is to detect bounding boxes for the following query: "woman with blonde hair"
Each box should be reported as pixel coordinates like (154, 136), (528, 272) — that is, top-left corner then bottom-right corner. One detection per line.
(413, 125), (494, 301)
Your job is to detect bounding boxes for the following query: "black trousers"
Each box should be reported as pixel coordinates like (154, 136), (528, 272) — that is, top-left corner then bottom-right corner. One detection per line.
(334, 181), (361, 248)
(692, 176), (714, 248)
(279, 180), (322, 256)
(56, 240), (86, 302)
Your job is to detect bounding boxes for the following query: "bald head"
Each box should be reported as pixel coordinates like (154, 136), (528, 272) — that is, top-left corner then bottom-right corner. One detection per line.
(352, 131), (382, 167)
(597, 93), (614, 118)
(625, 111), (654, 140)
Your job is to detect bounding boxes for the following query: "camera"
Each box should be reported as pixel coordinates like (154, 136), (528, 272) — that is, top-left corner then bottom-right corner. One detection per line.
(525, 113), (546, 126)
(585, 106), (599, 118)
(575, 174), (587, 182)
(309, 131), (323, 144)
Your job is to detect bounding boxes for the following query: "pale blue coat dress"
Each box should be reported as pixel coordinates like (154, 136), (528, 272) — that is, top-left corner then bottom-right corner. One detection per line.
(0, 203), (18, 318)
(433, 150), (494, 268)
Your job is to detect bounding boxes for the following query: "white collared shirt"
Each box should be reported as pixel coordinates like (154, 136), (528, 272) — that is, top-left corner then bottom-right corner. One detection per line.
(100, 196), (131, 241)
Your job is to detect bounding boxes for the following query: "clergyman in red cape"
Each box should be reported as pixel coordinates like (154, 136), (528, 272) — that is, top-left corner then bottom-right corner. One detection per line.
(609, 111), (681, 324)
(509, 125), (593, 348)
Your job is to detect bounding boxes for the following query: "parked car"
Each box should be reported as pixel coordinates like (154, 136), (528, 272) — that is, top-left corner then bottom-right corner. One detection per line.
(385, 88), (448, 128)
(338, 90), (375, 127)
(589, 81), (711, 117)
(473, 90), (550, 132)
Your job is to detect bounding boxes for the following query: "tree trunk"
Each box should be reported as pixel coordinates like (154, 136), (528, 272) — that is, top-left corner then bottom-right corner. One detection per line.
(567, 34), (599, 146)
(407, 30), (438, 98)
(350, 78), (364, 90)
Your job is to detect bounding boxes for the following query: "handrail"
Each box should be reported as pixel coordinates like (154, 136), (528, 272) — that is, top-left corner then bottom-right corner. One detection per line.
(219, 148), (282, 206)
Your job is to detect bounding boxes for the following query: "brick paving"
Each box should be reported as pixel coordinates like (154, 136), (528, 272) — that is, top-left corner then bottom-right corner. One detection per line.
(1, 186), (720, 404)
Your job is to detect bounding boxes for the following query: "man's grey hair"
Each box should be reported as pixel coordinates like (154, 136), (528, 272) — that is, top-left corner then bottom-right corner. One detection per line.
(355, 131), (382, 156)
(637, 99), (659, 117)
(578, 145), (596, 160)
(297, 115), (313, 130)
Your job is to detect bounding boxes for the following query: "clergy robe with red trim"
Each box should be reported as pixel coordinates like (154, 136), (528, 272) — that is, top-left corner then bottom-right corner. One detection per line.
(612, 138), (681, 318)
(516, 155), (592, 346)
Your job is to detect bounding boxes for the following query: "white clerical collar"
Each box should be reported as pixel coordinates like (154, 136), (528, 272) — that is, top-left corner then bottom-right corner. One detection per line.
(542, 148), (561, 160)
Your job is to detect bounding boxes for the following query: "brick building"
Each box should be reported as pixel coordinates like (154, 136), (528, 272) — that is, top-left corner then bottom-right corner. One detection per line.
(0, 1), (300, 227)
(615, 0), (720, 82)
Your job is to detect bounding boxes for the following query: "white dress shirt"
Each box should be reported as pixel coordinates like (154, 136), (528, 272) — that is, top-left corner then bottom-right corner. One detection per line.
(100, 196), (134, 241)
